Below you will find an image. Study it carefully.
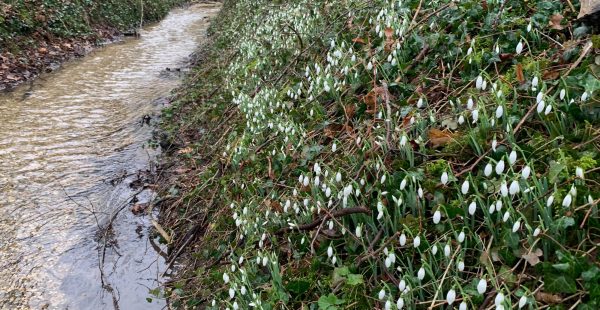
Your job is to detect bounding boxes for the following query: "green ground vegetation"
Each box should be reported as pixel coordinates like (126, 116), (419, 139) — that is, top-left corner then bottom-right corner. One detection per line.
(160, 0), (600, 309)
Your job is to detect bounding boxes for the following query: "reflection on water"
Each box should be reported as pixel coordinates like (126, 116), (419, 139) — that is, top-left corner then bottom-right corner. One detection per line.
(0, 3), (220, 309)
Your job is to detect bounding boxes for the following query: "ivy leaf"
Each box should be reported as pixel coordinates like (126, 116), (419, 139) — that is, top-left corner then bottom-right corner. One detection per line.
(545, 273), (577, 294)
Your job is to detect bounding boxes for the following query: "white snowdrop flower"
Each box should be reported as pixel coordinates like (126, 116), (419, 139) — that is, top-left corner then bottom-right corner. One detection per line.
(332, 142), (337, 152)
(582, 91), (589, 101)
(384, 300), (392, 310)
(239, 256), (244, 265)
(367, 61), (373, 70)
(521, 166), (531, 179)
(398, 279), (406, 291)
(496, 200), (503, 212)
(509, 151), (517, 165)
(496, 105), (504, 119)
(512, 220), (521, 233)
(444, 244), (451, 257)
(417, 97), (424, 108)
(562, 193), (572, 207)
(432, 244), (438, 255)
(500, 181), (509, 197)
(262, 256), (268, 266)
(397, 297), (405, 309)
(492, 139), (498, 152)
(472, 109), (479, 123)
(531, 76), (539, 90)
(325, 187), (331, 198)
(509, 180), (520, 195)
(536, 91), (544, 103)
(570, 186), (577, 196)
(536, 100), (545, 114)
(496, 160), (505, 175)
(233, 302), (239, 310)
(441, 172), (449, 185)
(332, 255), (337, 265)
(527, 22), (532, 32)
(544, 104), (552, 115)
(211, 300), (216, 307)
(389, 253), (396, 263)
(418, 267), (425, 280)
(458, 115), (465, 125)
(560, 89), (566, 100)
(418, 187), (424, 198)
(516, 41), (523, 55)
(433, 210), (442, 224)
(519, 296), (527, 309)
(484, 163), (493, 177)
(378, 289), (386, 300)
(503, 211), (510, 222)
(458, 231), (465, 243)
(458, 261), (465, 271)
(467, 47), (473, 56)
(336, 171), (342, 183)
(327, 245), (333, 258)
(400, 178), (407, 190)
(462, 180), (470, 195)
(447, 289), (456, 305)
(303, 176), (310, 187)
(547, 195), (554, 207)
(399, 233), (407, 246)
(495, 292), (505, 306)
(328, 220), (334, 230)
(576, 167), (584, 179)
(355, 225), (362, 238)
(467, 98), (474, 110)
(476, 75), (483, 89)
(381, 174), (387, 184)
(385, 256), (392, 268)
(223, 272), (230, 283)
(469, 201), (477, 215)
(533, 227), (541, 237)
(460, 302), (468, 310)
(414, 236), (421, 248)
(400, 135), (408, 147)
(229, 287), (235, 299)
(477, 278), (487, 294)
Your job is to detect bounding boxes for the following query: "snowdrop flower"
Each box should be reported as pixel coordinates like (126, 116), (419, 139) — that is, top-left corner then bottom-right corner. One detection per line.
(447, 289), (456, 305)
(476, 75), (483, 89)
(336, 172), (342, 183)
(496, 200), (503, 212)
(496, 160), (505, 175)
(495, 292), (505, 306)
(458, 231), (465, 243)
(397, 297), (404, 309)
(378, 289), (386, 300)
(433, 210), (441, 224)
(521, 166), (531, 179)
(576, 167), (584, 179)
(536, 100), (545, 114)
(468, 201), (477, 215)
(381, 174), (387, 184)
(355, 225), (362, 238)
(467, 47), (473, 56)
(516, 41), (523, 55)
(496, 105), (504, 118)
(325, 187), (331, 197)
(444, 244), (451, 257)
(377, 201), (385, 220)
(384, 300), (391, 310)
(303, 176), (310, 187)
(581, 91), (589, 101)
(527, 22), (532, 32)
(458, 115), (465, 125)
(484, 163), (493, 177)
(418, 187), (424, 198)
(503, 211), (510, 222)
(400, 135), (408, 147)
(560, 89), (566, 100)
(414, 236), (421, 248)
(432, 244), (438, 255)
(460, 302), (467, 310)
(512, 220), (521, 232)
(418, 267), (425, 280)
(509, 151), (517, 165)
(472, 109), (479, 123)
(367, 61), (373, 71)
(332, 256), (337, 265)
(399, 233), (407, 246)
(531, 76), (539, 91)
(544, 195), (554, 207)
(462, 180), (470, 195)
(385, 256), (392, 268)
(400, 178), (407, 190)
(467, 98), (474, 110)
(332, 142), (337, 152)
(327, 245), (333, 258)
(562, 193), (572, 207)
(500, 182), (509, 197)
(519, 296), (527, 308)
(398, 279), (406, 291)
(417, 97), (424, 108)
(229, 287), (235, 299)
(477, 278), (487, 294)
(223, 272), (230, 283)
(533, 227), (541, 237)
(509, 180), (520, 195)
(441, 172), (449, 185)
(492, 139), (498, 152)
(458, 261), (465, 271)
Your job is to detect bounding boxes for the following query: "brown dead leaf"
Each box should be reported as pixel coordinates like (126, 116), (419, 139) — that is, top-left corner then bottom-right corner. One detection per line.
(578, 0), (600, 19)
(515, 63), (525, 83)
(535, 292), (562, 304)
(177, 147), (193, 155)
(542, 69), (561, 80)
(344, 104), (356, 119)
(324, 123), (344, 138)
(549, 13), (564, 30)
(38, 47), (48, 54)
(265, 199), (282, 213)
(384, 27), (394, 52)
(363, 92), (377, 114)
(521, 248), (543, 266)
(428, 128), (455, 148)
(352, 37), (366, 44)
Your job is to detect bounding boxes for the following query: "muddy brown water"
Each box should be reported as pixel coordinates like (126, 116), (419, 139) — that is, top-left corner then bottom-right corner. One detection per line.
(0, 3), (220, 309)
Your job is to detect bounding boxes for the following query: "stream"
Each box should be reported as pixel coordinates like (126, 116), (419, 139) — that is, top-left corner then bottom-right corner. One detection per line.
(0, 3), (220, 309)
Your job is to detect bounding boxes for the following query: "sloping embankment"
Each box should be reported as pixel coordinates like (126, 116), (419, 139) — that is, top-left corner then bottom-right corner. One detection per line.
(158, 0), (600, 309)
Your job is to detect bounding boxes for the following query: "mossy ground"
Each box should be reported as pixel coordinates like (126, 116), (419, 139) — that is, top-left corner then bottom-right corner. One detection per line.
(158, 0), (600, 309)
